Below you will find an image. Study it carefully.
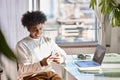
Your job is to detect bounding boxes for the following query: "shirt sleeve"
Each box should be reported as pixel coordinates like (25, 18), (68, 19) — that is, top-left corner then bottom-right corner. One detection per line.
(16, 42), (43, 75)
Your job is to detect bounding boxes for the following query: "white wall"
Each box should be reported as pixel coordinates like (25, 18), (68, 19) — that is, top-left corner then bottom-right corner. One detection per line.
(109, 27), (120, 53)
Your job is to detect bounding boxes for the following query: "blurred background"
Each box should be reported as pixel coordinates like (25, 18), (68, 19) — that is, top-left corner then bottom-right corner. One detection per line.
(0, 0), (120, 80)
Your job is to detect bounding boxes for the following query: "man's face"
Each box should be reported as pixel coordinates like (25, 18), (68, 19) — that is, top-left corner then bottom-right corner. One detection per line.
(28, 23), (44, 39)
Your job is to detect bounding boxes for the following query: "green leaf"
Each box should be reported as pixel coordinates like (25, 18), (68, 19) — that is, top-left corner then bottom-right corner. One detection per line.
(109, 9), (115, 24)
(89, 0), (96, 9)
(112, 7), (120, 27)
(90, 0), (120, 27)
(99, 0), (106, 13)
(0, 30), (17, 61)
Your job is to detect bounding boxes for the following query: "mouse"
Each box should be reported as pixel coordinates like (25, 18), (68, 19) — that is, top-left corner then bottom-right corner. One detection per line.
(77, 54), (86, 59)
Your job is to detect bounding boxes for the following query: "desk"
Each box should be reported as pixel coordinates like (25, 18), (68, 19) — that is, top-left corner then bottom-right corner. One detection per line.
(61, 54), (120, 80)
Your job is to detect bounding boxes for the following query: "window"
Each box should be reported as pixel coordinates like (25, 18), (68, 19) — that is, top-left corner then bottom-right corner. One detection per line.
(29, 0), (99, 46)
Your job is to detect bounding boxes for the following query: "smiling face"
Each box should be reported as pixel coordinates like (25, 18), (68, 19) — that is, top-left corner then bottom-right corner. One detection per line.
(28, 23), (44, 39)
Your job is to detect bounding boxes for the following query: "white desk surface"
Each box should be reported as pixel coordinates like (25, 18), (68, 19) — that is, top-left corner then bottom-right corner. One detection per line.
(62, 53), (120, 80)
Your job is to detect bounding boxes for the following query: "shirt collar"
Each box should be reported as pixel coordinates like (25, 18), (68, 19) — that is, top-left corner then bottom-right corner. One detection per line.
(28, 35), (42, 41)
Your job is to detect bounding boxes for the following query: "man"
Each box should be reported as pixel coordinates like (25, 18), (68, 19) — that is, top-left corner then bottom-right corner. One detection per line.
(16, 11), (66, 80)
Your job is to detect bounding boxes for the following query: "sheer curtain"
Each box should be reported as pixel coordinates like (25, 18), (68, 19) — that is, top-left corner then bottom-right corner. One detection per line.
(0, 0), (29, 80)
(94, 0), (112, 47)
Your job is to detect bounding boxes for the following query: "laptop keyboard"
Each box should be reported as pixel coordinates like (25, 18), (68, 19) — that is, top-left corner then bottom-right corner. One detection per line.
(75, 61), (100, 67)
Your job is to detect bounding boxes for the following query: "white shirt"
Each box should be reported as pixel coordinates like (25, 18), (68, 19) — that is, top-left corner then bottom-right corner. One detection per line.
(16, 35), (66, 79)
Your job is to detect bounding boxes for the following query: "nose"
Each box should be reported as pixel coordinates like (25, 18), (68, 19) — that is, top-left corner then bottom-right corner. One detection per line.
(36, 29), (41, 33)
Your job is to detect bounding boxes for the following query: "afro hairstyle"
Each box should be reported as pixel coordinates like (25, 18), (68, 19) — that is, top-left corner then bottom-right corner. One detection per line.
(21, 11), (47, 28)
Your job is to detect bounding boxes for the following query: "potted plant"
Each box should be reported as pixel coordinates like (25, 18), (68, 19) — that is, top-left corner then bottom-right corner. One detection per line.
(89, 0), (120, 27)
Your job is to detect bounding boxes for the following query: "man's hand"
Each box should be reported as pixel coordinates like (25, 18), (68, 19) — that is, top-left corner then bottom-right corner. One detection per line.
(53, 53), (62, 64)
(40, 53), (54, 66)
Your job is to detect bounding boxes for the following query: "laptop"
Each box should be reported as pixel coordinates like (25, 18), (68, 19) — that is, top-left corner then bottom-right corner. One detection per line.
(75, 44), (106, 71)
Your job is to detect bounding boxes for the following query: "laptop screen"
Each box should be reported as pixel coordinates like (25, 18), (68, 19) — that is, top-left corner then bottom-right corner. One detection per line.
(92, 44), (106, 65)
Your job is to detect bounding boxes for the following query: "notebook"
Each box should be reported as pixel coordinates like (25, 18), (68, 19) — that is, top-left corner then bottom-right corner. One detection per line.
(75, 44), (106, 71)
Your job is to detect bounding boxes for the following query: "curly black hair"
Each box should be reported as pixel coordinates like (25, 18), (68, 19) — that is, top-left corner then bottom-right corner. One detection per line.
(21, 11), (47, 28)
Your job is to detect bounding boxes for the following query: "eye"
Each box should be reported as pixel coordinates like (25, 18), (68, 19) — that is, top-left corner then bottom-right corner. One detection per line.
(39, 28), (42, 30)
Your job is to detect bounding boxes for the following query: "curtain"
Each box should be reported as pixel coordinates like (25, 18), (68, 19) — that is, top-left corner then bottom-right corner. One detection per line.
(94, 0), (112, 47)
(0, 0), (29, 80)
